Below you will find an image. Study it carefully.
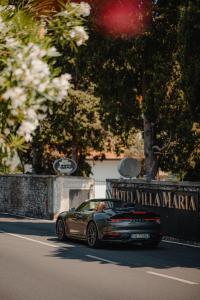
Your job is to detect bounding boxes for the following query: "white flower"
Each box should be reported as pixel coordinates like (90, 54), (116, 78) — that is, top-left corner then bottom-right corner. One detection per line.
(71, 2), (91, 17)
(46, 47), (60, 57)
(13, 68), (24, 77)
(70, 26), (89, 46)
(4, 128), (10, 136)
(10, 109), (18, 116)
(69, 30), (76, 39)
(0, 6), (87, 164)
(3, 87), (27, 108)
(31, 59), (50, 76)
(16, 53), (23, 61)
(0, 5), (15, 12)
(78, 2), (91, 17)
(37, 113), (46, 121)
(0, 16), (8, 33)
(38, 82), (48, 93)
(7, 119), (15, 126)
(9, 151), (20, 172)
(12, 95), (27, 109)
(26, 108), (37, 119)
(5, 37), (20, 49)
(17, 119), (39, 142)
(0, 6), (5, 12)
(7, 5), (15, 11)
(40, 105), (48, 113)
(25, 43), (47, 59)
(52, 73), (71, 100)
(56, 11), (69, 17)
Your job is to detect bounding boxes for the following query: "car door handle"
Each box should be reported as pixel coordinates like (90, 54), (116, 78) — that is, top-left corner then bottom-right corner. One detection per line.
(75, 213), (83, 219)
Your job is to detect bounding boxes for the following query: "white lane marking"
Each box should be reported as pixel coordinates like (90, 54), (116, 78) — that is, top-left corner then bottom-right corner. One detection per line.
(147, 271), (199, 285)
(86, 255), (118, 265)
(0, 230), (59, 248)
(162, 240), (200, 248)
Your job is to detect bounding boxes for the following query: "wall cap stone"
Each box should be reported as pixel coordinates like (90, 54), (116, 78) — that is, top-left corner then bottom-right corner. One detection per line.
(0, 174), (94, 180)
(106, 178), (200, 188)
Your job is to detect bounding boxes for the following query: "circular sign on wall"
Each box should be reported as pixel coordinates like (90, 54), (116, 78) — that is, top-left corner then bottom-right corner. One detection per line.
(53, 158), (77, 175)
(118, 157), (141, 178)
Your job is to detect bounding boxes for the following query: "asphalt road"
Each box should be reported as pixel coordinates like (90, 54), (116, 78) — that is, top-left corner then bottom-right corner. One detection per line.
(0, 214), (200, 300)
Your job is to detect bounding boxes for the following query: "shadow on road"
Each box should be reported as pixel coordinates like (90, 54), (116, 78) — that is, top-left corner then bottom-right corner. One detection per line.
(1, 213), (200, 270)
(48, 241), (200, 270)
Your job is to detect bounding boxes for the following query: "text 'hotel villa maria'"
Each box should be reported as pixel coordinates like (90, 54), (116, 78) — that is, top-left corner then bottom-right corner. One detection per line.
(111, 188), (198, 212)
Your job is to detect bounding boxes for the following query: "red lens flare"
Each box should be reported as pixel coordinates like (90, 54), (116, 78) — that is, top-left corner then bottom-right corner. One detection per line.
(72, 0), (151, 38)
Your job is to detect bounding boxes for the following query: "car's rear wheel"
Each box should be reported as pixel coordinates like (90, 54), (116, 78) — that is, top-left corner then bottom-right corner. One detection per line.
(56, 219), (66, 241)
(86, 222), (100, 248)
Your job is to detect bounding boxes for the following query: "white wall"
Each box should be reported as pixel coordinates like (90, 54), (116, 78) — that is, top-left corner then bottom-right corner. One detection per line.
(87, 160), (121, 180)
(53, 176), (95, 215)
(87, 160), (120, 198)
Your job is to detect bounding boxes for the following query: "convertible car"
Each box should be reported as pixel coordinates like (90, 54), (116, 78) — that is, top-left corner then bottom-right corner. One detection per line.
(56, 198), (162, 248)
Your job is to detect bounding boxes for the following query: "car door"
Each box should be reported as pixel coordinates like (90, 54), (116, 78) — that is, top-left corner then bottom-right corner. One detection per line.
(77, 201), (99, 237)
(68, 202), (92, 239)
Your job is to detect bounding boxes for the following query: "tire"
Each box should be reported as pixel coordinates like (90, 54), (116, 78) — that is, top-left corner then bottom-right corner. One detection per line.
(86, 222), (100, 248)
(56, 219), (66, 241)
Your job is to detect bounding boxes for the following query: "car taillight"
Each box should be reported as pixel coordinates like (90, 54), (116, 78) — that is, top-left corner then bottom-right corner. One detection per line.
(110, 217), (160, 224)
(107, 232), (121, 237)
(145, 218), (160, 224)
(110, 218), (133, 222)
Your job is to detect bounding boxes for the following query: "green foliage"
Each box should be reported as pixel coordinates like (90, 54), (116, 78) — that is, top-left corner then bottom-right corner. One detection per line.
(26, 87), (106, 175)
(73, 0), (200, 180)
(180, 1), (200, 122)
(141, 1), (200, 180)
(0, 134), (27, 173)
(47, 2), (89, 51)
(24, 3), (138, 176)
(2, 0), (199, 180)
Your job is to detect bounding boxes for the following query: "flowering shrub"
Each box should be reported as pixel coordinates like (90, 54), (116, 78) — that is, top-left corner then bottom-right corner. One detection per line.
(0, 2), (90, 171)
(47, 1), (90, 49)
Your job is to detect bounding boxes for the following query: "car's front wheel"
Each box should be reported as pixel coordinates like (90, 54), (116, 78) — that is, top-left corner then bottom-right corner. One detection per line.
(86, 222), (100, 248)
(56, 219), (66, 241)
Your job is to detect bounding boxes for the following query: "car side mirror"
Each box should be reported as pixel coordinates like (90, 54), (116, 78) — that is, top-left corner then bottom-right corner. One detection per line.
(69, 207), (76, 212)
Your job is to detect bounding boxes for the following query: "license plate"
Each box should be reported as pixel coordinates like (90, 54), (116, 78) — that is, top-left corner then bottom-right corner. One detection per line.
(131, 233), (150, 239)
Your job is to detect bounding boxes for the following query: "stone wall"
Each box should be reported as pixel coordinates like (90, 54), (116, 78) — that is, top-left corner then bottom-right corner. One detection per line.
(0, 175), (94, 219)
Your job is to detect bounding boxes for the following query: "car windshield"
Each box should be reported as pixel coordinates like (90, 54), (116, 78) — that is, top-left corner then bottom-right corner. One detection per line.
(76, 199), (134, 212)
(92, 200), (134, 211)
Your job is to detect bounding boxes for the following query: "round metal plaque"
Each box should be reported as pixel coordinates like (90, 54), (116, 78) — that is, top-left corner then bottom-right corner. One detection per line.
(118, 157), (141, 178)
(53, 158), (77, 175)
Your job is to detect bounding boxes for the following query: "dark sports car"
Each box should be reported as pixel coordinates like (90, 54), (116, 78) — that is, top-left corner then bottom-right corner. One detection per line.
(56, 198), (162, 248)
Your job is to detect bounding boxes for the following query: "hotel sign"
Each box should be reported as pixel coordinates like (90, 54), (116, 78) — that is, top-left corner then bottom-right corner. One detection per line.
(111, 188), (198, 211)
(107, 180), (199, 213)
(106, 179), (200, 242)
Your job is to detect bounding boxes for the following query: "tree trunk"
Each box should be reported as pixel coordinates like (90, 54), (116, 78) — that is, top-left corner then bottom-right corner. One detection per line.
(72, 139), (78, 163)
(142, 51), (158, 180)
(143, 114), (158, 180)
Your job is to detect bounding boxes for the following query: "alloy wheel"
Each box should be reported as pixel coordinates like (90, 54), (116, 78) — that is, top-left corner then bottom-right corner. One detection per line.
(56, 219), (65, 241)
(87, 222), (99, 247)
